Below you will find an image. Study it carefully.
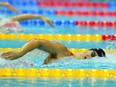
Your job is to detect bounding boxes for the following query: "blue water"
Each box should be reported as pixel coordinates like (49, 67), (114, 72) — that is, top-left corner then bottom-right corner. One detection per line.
(0, 77), (115, 87)
(0, 48), (116, 69)
(0, 40), (108, 48)
(0, 0), (116, 87)
(1, 0), (116, 69)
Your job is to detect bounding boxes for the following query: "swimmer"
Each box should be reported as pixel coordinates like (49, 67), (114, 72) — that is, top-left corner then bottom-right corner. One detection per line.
(0, 14), (54, 33)
(0, 2), (18, 13)
(1, 39), (106, 64)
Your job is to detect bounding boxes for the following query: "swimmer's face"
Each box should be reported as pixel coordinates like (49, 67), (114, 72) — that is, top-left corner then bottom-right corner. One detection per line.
(78, 50), (98, 60)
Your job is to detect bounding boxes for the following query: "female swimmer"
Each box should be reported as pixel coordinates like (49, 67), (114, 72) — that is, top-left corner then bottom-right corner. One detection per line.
(0, 14), (54, 33)
(1, 38), (106, 64)
(0, 2), (54, 33)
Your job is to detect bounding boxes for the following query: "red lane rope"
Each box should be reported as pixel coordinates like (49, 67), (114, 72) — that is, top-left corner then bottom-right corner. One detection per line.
(75, 21), (116, 27)
(102, 35), (116, 40)
(38, 2), (108, 8)
(55, 10), (116, 16)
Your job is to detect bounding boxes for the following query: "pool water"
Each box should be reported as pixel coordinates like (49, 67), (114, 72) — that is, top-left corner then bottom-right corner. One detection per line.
(0, 77), (116, 87)
(0, 49), (116, 69)
(0, 0), (116, 87)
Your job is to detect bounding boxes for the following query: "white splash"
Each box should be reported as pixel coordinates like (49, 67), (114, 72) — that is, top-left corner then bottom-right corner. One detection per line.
(0, 51), (116, 69)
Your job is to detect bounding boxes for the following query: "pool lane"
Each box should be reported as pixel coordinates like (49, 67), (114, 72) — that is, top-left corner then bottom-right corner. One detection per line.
(0, 40), (111, 49)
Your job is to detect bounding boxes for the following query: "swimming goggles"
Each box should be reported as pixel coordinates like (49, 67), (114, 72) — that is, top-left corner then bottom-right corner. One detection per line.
(91, 51), (96, 57)
(84, 50), (96, 59)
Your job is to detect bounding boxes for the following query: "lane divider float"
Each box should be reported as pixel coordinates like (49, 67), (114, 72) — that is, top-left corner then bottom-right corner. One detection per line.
(0, 34), (116, 41)
(38, 2), (108, 8)
(0, 68), (115, 78)
(20, 20), (116, 27)
(1, 10), (116, 17)
(55, 10), (116, 16)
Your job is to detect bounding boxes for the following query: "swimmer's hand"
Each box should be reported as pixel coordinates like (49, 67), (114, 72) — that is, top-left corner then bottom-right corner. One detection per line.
(1, 51), (22, 60)
(41, 17), (55, 28)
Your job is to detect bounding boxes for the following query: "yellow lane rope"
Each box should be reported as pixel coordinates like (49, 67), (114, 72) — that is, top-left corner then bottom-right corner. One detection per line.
(0, 68), (115, 78)
(0, 34), (102, 41)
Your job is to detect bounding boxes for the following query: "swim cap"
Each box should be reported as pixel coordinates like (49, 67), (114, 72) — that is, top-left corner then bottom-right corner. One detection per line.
(89, 48), (106, 57)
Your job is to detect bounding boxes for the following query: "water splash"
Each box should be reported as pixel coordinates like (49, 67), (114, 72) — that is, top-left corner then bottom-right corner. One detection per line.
(0, 49), (47, 68)
(41, 54), (116, 69)
(106, 40), (116, 49)
(0, 50), (116, 69)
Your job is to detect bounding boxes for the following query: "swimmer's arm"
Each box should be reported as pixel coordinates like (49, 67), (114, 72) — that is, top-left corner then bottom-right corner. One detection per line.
(43, 54), (53, 64)
(10, 14), (55, 27)
(43, 54), (58, 64)
(0, 2), (18, 13)
(1, 39), (59, 60)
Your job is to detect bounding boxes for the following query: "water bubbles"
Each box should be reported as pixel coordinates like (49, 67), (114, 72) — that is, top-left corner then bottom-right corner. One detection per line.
(0, 50), (116, 69)
(40, 55), (116, 69)
(106, 40), (116, 49)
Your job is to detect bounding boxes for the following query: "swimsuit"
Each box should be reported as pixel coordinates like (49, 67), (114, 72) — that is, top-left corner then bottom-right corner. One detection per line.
(70, 52), (74, 56)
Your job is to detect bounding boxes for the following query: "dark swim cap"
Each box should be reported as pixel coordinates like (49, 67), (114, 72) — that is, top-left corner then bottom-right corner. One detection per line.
(89, 48), (106, 57)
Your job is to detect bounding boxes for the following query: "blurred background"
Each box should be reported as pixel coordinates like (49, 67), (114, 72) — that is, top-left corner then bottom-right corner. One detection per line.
(0, 0), (116, 49)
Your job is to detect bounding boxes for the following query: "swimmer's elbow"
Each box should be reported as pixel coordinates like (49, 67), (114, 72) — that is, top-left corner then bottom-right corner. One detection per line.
(43, 59), (51, 65)
(43, 62), (49, 65)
